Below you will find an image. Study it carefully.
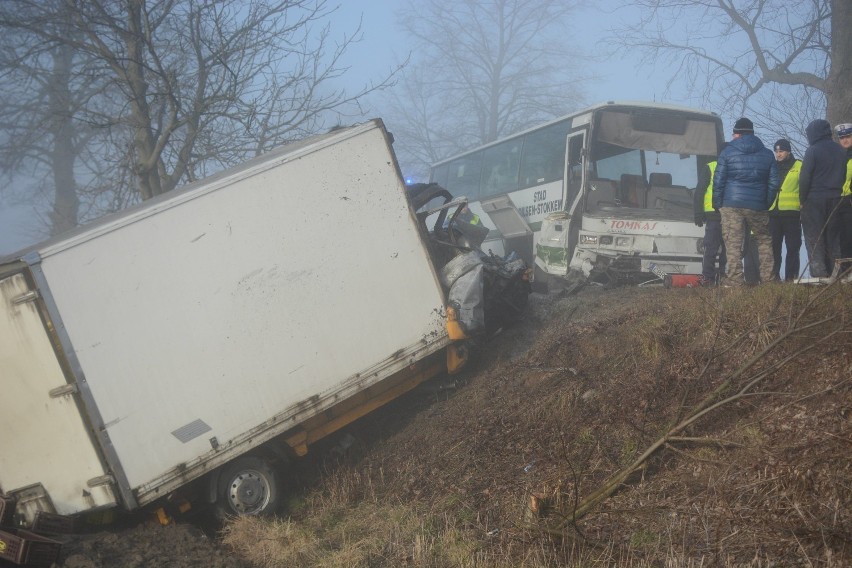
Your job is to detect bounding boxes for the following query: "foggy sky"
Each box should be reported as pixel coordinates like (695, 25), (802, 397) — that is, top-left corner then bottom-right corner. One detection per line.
(0, 2), (740, 255)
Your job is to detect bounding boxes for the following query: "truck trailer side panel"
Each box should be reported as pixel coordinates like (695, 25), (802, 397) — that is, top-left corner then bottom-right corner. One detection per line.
(1, 121), (449, 514)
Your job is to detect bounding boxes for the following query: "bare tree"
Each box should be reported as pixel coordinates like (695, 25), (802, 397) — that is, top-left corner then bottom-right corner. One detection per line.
(607, 0), (852, 145)
(386, 0), (587, 180)
(0, 2), (123, 237)
(827, 0), (852, 125)
(0, 0), (398, 237)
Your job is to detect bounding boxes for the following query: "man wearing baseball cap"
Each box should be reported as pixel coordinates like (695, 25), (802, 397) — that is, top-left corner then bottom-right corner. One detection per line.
(834, 123), (852, 280)
(799, 119), (847, 278)
(768, 139), (802, 281)
(712, 117), (779, 285)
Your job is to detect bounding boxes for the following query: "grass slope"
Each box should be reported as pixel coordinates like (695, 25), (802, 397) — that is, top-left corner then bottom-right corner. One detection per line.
(223, 283), (851, 567)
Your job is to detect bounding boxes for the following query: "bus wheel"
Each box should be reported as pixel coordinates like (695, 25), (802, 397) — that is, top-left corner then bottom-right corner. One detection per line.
(215, 456), (280, 518)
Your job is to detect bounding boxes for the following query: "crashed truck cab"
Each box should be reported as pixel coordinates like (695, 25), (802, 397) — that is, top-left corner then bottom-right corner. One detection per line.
(406, 183), (531, 337)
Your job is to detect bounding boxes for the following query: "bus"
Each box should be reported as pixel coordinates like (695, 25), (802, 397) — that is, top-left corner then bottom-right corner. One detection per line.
(429, 101), (725, 286)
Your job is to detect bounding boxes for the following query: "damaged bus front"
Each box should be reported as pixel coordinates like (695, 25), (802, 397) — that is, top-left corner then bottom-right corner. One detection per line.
(429, 102), (724, 288)
(536, 104), (724, 285)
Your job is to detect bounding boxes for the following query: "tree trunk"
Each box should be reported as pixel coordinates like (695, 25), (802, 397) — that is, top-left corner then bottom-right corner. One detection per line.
(827, 0), (852, 127)
(126, 0), (162, 201)
(48, 44), (79, 235)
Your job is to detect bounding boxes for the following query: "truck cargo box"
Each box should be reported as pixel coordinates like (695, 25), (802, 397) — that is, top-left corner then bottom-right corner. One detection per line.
(0, 120), (456, 520)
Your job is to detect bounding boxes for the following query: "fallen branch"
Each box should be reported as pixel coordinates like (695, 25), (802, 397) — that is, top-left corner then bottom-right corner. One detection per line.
(537, 301), (846, 535)
(667, 436), (743, 448)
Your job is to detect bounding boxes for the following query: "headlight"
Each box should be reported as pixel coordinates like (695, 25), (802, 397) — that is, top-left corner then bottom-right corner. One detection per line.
(696, 238), (705, 253)
(580, 234), (598, 245)
(599, 235), (613, 245)
(615, 236), (632, 247)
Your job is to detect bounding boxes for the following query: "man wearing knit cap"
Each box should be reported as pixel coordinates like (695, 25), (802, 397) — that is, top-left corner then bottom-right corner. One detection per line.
(799, 119), (847, 277)
(768, 139), (802, 281)
(712, 117), (780, 285)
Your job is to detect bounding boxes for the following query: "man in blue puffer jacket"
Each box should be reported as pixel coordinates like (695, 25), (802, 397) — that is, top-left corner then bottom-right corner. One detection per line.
(713, 117), (780, 285)
(799, 119), (847, 277)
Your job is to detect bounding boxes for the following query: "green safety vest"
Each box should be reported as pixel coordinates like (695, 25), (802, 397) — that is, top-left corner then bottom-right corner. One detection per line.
(844, 158), (851, 197)
(770, 160), (801, 211)
(703, 161), (716, 212)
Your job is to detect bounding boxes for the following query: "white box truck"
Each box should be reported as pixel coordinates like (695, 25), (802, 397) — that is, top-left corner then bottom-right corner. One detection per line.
(0, 120), (469, 523)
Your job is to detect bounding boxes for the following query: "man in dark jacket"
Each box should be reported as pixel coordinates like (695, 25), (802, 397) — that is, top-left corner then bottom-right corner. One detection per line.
(713, 117), (780, 285)
(799, 119), (847, 277)
(768, 139), (802, 281)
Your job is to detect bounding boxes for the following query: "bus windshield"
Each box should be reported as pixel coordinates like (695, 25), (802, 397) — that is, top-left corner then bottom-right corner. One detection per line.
(585, 109), (719, 219)
(594, 145), (698, 188)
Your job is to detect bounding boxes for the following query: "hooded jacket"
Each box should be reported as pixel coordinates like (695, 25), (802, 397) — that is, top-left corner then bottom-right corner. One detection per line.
(712, 133), (779, 211)
(799, 119), (847, 202)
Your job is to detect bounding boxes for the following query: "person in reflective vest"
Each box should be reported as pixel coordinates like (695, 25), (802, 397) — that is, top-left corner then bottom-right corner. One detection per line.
(834, 123), (852, 280)
(455, 206), (482, 227)
(768, 139), (802, 281)
(693, 154), (727, 285)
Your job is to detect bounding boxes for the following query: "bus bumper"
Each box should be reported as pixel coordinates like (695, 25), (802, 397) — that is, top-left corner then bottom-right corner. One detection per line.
(570, 248), (702, 284)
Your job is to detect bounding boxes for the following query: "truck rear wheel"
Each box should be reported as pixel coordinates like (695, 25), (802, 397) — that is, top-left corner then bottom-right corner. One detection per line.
(215, 456), (280, 518)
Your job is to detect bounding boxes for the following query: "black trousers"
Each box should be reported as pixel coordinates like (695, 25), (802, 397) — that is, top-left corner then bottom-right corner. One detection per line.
(701, 219), (727, 282)
(768, 213), (802, 281)
(801, 197), (842, 277)
(836, 196), (852, 274)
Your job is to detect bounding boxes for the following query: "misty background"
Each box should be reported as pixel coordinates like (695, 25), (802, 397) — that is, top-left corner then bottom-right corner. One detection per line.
(0, 0), (845, 255)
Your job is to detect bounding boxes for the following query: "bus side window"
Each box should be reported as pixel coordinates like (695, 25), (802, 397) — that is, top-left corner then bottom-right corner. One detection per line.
(430, 163), (450, 189)
(519, 120), (571, 189)
(445, 155), (483, 200)
(480, 139), (521, 197)
(520, 156), (546, 187)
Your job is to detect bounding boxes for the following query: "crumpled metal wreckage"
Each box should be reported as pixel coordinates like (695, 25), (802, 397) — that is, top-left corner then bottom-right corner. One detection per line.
(407, 183), (531, 335)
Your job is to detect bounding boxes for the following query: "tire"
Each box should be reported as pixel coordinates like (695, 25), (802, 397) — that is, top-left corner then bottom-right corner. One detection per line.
(215, 456), (280, 518)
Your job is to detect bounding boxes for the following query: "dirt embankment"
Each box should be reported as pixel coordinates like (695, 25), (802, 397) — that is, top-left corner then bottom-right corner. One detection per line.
(38, 283), (852, 566)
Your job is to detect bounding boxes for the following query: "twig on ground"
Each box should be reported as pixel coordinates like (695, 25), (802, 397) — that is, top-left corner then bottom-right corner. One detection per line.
(540, 299), (845, 533)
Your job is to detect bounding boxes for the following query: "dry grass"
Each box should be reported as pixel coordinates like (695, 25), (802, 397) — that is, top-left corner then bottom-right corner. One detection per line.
(222, 283), (852, 567)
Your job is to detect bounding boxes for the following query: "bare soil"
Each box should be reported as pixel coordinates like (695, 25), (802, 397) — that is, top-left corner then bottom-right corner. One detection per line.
(19, 283), (852, 567)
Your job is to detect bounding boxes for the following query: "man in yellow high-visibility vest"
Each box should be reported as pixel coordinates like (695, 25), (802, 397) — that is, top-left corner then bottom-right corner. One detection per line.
(835, 123), (852, 280)
(693, 155), (727, 285)
(768, 139), (802, 281)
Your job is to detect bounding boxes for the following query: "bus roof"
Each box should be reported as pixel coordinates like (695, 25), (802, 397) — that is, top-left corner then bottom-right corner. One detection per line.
(431, 100), (720, 167)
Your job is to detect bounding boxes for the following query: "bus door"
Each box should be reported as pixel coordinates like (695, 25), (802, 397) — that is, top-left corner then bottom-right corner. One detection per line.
(534, 130), (586, 278)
